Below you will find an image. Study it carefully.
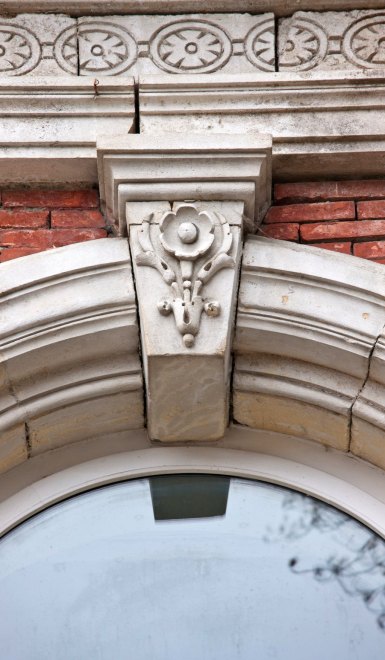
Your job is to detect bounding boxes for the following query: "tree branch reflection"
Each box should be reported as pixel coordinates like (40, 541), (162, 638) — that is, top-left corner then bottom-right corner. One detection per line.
(265, 492), (385, 631)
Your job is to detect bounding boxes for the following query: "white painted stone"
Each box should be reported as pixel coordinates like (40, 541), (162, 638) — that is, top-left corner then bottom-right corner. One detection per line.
(78, 13), (275, 77)
(236, 237), (385, 378)
(279, 10), (385, 72)
(0, 77), (135, 185)
(234, 354), (361, 450)
(129, 200), (243, 442)
(0, 239), (143, 467)
(0, 14), (76, 75)
(98, 132), (272, 233)
(0, 426), (27, 475)
(351, 331), (385, 468)
(234, 238), (385, 449)
(5, 2), (385, 17)
(139, 71), (385, 180)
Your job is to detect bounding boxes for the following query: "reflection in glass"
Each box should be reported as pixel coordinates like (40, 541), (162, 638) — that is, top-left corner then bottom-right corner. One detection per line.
(150, 474), (230, 520)
(0, 476), (384, 659)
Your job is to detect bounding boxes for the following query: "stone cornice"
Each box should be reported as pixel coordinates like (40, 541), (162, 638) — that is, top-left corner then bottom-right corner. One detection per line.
(1, 1), (384, 16)
(0, 77), (135, 185)
(140, 71), (385, 180)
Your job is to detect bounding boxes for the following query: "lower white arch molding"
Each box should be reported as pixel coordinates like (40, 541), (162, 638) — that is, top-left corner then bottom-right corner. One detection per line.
(1, 428), (385, 539)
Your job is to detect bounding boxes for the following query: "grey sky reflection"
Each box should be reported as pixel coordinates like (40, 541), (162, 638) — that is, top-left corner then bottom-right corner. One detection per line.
(0, 477), (384, 660)
(264, 491), (385, 633)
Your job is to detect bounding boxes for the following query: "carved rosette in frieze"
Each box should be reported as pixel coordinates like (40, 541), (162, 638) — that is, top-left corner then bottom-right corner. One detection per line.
(136, 204), (235, 348)
(78, 22), (137, 75)
(0, 24), (41, 75)
(279, 10), (385, 72)
(343, 14), (385, 69)
(54, 26), (78, 74)
(78, 13), (275, 76)
(149, 20), (232, 74)
(279, 18), (328, 71)
(244, 17), (275, 72)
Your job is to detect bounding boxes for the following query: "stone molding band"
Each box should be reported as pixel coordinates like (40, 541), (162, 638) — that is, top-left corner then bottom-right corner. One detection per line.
(1, 2), (384, 17)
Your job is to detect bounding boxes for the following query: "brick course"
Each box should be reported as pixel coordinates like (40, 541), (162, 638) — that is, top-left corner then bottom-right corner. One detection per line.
(265, 201), (355, 224)
(259, 180), (385, 265)
(0, 188), (107, 263)
(2, 182), (385, 266)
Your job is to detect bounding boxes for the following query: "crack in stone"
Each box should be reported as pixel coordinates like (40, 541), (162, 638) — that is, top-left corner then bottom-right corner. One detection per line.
(347, 319), (385, 452)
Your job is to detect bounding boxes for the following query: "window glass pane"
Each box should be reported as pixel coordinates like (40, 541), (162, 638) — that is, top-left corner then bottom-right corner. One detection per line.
(0, 476), (384, 659)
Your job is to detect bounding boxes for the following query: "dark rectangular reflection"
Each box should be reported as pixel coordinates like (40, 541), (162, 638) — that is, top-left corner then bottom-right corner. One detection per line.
(150, 474), (230, 521)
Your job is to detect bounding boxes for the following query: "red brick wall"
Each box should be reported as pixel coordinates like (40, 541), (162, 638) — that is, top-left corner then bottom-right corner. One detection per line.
(260, 180), (385, 264)
(3, 182), (385, 266)
(0, 189), (107, 263)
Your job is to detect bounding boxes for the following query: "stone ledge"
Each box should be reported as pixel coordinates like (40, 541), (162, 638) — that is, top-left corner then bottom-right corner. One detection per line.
(1, 2), (384, 17)
(139, 71), (385, 180)
(0, 78), (135, 185)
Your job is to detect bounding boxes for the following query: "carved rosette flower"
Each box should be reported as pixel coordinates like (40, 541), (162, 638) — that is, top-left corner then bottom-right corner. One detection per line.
(0, 26), (40, 75)
(344, 17), (385, 68)
(244, 19), (275, 72)
(160, 205), (214, 260)
(279, 20), (328, 71)
(150, 21), (232, 74)
(136, 204), (234, 349)
(78, 24), (137, 75)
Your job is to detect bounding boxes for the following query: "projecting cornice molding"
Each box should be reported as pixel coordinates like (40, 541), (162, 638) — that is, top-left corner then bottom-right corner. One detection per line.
(0, 72), (384, 183)
(0, 78), (135, 185)
(139, 71), (385, 180)
(2, 2), (384, 16)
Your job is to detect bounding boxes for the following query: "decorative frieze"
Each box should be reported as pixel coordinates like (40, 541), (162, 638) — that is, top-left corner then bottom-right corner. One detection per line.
(279, 10), (385, 71)
(0, 12), (276, 76)
(78, 14), (275, 76)
(5, 10), (385, 77)
(0, 14), (76, 75)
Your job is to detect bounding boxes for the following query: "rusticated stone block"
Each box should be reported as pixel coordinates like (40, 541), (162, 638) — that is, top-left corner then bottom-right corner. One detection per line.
(279, 10), (385, 72)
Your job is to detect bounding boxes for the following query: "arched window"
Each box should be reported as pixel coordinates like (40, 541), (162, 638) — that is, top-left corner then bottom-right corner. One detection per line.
(1, 474), (385, 658)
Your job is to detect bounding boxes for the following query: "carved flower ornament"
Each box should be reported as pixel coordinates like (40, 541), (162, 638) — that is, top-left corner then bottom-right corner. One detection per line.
(160, 205), (214, 259)
(0, 26), (40, 75)
(135, 203), (235, 348)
